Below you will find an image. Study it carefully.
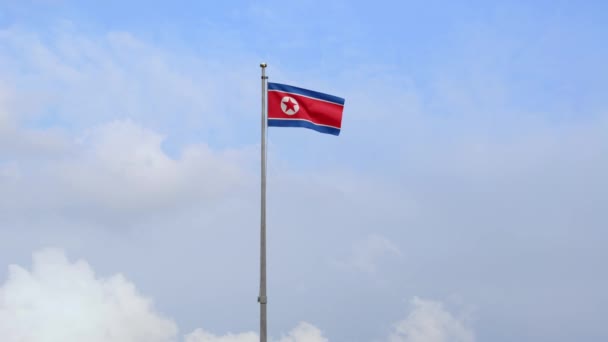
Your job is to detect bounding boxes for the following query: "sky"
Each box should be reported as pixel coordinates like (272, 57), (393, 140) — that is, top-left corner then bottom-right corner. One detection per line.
(0, 1), (607, 341)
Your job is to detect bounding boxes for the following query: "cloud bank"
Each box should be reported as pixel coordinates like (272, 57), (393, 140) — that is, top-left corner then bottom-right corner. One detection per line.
(0, 248), (177, 342)
(0, 249), (471, 342)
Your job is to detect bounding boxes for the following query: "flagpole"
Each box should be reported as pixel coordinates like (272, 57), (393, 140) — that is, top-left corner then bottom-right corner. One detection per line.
(258, 62), (268, 342)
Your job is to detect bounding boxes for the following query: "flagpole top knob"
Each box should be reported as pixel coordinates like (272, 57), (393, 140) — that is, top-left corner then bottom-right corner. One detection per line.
(260, 63), (267, 68)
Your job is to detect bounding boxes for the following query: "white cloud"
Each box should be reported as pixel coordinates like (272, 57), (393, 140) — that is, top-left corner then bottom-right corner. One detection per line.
(333, 234), (402, 274)
(0, 27), (260, 222)
(0, 248), (178, 342)
(0, 249), (331, 342)
(0, 26), (256, 137)
(0, 81), (70, 159)
(275, 322), (328, 342)
(0, 119), (253, 221)
(389, 297), (474, 342)
(185, 330), (258, 342)
(0, 249), (471, 342)
(185, 322), (327, 342)
(52, 119), (251, 215)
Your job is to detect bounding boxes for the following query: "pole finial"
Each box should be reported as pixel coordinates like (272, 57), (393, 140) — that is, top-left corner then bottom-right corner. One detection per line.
(260, 62), (267, 68)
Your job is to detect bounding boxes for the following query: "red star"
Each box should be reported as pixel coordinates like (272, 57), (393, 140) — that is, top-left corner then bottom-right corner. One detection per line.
(283, 98), (297, 112)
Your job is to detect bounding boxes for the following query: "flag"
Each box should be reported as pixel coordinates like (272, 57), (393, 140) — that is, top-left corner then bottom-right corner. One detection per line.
(267, 82), (345, 136)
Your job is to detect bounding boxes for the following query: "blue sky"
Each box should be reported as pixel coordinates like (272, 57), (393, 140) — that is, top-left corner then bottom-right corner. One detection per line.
(1, 1), (607, 342)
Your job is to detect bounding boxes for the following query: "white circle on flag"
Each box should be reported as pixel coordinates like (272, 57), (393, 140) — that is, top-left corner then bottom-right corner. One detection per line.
(280, 96), (300, 115)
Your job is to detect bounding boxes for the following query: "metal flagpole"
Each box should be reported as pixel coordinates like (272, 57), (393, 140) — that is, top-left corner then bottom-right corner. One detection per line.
(258, 62), (268, 342)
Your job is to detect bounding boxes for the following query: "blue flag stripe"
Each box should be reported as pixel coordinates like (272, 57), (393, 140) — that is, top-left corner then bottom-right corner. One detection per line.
(268, 82), (345, 105)
(268, 118), (341, 136)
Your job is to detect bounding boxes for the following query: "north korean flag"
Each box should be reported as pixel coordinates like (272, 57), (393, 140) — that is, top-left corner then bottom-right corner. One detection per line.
(267, 82), (345, 136)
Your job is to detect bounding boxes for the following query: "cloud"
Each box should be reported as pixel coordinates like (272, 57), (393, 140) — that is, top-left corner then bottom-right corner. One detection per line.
(0, 249), (470, 342)
(275, 323), (328, 342)
(0, 118), (254, 222)
(0, 248), (178, 342)
(333, 234), (402, 274)
(185, 330), (258, 342)
(0, 249), (332, 342)
(0, 27), (258, 141)
(0, 80), (70, 159)
(0, 248), (334, 342)
(186, 322), (327, 342)
(51, 119), (251, 216)
(0, 26), (261, 223)
(389, 298), (474, 342)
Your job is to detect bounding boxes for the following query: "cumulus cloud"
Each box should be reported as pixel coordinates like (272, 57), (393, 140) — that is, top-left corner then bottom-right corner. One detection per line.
(186, 322), (327, 342)
(0, 249), (335, 342)
(274, 322), (328, 342)
(0, 249), (471, 342)
(389, 297), (474, 342)
(0, 248), (178, 342)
